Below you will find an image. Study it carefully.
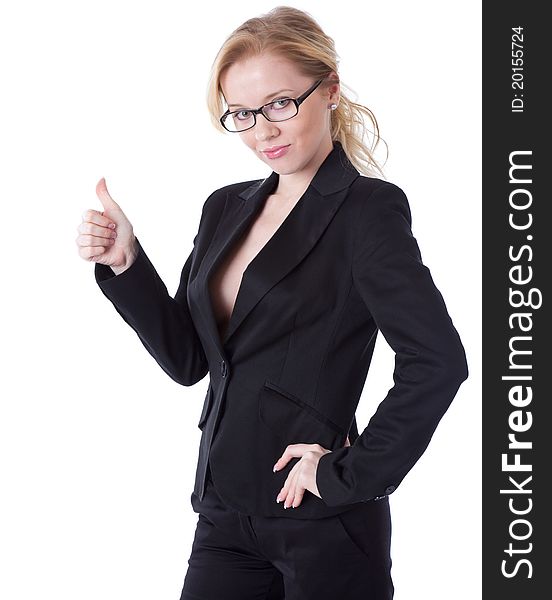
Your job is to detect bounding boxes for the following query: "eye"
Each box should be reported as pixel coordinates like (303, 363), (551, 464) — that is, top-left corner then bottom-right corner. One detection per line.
(270, 98), (291, 110)
(234, 110), (253, 121)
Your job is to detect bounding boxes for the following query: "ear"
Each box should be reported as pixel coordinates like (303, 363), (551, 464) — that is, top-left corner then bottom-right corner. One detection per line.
(325, 70), (340, 104)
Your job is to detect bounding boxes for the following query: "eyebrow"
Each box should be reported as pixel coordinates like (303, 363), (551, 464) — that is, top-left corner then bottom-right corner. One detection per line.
(227, 89), (295, 108)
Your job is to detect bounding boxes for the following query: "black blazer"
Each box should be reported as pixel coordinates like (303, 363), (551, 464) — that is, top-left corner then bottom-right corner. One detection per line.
(94, 141), (468, 519)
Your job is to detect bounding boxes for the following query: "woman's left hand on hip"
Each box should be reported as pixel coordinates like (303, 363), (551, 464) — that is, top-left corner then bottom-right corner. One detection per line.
(272, 436), (350, 509)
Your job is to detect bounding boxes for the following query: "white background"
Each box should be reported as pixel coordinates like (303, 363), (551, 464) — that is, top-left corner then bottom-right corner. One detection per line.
(0, 1), (481, 598)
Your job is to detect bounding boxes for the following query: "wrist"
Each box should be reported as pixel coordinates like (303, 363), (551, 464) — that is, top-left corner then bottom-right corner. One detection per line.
(110, 237), (138, 276)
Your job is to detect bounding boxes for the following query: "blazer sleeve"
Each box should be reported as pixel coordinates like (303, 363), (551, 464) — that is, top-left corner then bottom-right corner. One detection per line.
(316, 181), (469, 506)
(94, 230), (209, 387)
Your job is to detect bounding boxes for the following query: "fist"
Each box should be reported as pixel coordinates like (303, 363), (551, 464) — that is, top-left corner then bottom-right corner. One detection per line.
(76, 177), (137, 269)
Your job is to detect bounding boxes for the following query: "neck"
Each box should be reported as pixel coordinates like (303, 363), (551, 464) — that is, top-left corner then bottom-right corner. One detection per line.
(273, 138), (334, 199)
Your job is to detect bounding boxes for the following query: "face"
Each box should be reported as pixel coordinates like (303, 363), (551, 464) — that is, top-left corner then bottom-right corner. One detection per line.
(220, 53), (339, 180)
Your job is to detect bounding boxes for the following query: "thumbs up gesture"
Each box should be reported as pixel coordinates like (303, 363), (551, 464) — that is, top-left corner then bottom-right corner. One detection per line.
(76, 178), (138, 272)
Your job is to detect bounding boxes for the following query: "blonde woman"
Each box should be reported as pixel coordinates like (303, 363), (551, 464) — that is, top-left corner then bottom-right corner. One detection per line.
(78, 6), (468, 599)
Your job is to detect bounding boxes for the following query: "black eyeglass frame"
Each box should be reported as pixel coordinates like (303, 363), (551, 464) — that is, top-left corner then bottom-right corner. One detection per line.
(220, 78), (326, 133)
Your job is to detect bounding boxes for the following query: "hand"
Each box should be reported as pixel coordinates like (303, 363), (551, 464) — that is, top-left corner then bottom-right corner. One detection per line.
(76, 177), (137, 270)
(273, 435), (350, 509)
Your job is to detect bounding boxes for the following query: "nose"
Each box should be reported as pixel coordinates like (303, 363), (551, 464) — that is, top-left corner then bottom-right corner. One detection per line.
(254, 115), (280, 142)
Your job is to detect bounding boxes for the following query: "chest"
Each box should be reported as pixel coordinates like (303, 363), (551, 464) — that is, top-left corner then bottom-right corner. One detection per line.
(208, 194), (299, 338)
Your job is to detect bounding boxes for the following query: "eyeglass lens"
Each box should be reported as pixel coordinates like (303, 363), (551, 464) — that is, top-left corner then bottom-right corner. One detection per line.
(223, 98), (298, 132)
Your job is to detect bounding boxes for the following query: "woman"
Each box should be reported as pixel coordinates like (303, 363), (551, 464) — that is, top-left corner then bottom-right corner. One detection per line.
(77, 6), (468, 599)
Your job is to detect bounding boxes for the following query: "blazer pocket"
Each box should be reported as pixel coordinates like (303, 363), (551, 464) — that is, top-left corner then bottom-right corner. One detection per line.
(197, 383), (213, 430)
(259, 380), (345, 448)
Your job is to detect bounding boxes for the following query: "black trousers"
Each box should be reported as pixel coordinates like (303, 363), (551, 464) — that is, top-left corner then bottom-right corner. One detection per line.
(180, 464), (394, 600)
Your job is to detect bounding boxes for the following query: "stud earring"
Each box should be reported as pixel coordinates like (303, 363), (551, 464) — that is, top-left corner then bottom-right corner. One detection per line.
(329, 103), (338, 110)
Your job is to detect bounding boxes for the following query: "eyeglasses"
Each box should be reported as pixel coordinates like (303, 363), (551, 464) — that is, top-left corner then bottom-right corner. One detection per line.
(220, 78), (325, 133)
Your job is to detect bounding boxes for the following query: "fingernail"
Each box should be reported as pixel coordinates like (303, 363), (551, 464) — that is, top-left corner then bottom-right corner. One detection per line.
(273, 464), (279, 472)
(276, 496), (281, 503)
(109, 223), (116, 229)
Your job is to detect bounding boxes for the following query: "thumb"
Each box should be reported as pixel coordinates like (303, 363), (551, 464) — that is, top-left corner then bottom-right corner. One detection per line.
(96, 177), (119, 212)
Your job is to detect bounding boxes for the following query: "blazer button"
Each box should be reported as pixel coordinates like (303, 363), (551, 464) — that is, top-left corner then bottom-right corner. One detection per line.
(220, 360), (227, 378)
(384, 485), (396, 494)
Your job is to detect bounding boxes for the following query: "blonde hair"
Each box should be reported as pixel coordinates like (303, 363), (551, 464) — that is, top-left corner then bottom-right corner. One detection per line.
(205, 5), (388, 178)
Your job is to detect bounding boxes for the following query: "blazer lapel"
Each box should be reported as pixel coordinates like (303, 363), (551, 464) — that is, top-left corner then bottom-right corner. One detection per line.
(198, 141), (360, 352)
(196, 171), (278, 352)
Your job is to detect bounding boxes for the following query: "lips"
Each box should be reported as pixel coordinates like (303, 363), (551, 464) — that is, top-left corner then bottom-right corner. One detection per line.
(261, 145), (289, 153)
(261, 144), (291, 159)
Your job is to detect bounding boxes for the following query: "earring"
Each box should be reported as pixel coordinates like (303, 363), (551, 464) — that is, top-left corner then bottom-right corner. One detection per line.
(329, 103), (338, 110)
